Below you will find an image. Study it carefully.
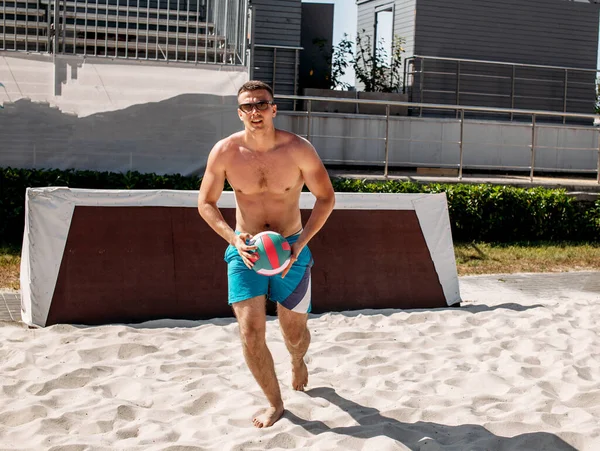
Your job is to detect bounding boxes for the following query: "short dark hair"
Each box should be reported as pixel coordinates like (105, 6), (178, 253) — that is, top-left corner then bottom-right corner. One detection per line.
(237, 80), (274, 99)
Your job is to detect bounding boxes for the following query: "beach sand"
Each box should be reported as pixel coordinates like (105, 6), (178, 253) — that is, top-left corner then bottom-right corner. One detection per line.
(1, 273), (599, 450)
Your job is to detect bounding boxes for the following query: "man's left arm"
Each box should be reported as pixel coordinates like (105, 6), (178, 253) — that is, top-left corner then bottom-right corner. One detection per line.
(282, 140), (335, 278)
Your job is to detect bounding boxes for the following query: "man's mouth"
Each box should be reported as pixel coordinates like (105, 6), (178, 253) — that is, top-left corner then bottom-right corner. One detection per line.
(251, 118), (263, 124)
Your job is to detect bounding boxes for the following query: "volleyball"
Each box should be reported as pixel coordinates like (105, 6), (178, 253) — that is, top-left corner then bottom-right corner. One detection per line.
(249, 231), (292, 276)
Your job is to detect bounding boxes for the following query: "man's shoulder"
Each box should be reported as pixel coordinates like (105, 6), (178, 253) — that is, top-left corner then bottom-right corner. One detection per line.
(213, 132), (244, 154)
(276, 129), (311, 150)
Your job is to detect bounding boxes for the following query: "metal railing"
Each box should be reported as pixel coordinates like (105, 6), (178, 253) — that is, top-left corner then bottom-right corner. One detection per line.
(0, 0), (51, 52)
(252, 43), (302, 105)
(404, 55), (598, 124)
(275, 94), (600, 184)
(1, 0), (249, 64)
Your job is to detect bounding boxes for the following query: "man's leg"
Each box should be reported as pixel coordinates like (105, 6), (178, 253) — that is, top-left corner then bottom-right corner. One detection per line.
(232, 295), (284, 428)
(277, 303), (310, 391)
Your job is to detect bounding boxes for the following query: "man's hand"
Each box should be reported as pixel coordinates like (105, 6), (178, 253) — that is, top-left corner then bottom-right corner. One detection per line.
(233, 233), (258, 269)
(281, 241), (304, 279)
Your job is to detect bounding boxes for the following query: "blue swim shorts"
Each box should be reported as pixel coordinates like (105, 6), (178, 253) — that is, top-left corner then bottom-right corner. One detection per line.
(224, 231), (314, 313)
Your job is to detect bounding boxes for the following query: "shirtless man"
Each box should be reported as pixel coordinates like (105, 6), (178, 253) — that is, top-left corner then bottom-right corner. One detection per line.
(197, 81), (335, 428)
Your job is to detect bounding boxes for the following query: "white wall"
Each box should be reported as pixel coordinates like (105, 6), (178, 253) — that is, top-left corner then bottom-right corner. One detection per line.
(276, 114), (600, 174)
(1, 53), (598, 175)
(0, 53), (248, 175)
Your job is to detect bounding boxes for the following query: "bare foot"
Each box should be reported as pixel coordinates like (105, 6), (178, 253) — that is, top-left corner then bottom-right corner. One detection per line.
(292, 359), (308, 391)
(252, 405), (284, 428)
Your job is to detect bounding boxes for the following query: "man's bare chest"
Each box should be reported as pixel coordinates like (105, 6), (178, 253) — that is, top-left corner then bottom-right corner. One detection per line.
(226, 152), (301, 194)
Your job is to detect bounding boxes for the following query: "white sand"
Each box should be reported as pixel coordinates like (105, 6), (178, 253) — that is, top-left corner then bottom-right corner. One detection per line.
(1, 274), (599, 450)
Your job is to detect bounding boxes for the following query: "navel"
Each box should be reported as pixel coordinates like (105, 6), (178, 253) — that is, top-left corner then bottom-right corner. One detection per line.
(265, 223), (270, 229)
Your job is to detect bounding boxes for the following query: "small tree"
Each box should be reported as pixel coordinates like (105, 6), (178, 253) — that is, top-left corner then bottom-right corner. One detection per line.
(596, 77), (600, 115)
(312, 37), (352, 90)
(333, 30), (406, 93)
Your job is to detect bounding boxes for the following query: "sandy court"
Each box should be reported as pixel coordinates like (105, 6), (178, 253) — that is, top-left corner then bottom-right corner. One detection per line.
(0, 272), (599, 450)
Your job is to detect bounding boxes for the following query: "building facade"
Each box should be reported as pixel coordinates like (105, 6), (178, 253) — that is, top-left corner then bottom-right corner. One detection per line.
(356, 0), (600, 120)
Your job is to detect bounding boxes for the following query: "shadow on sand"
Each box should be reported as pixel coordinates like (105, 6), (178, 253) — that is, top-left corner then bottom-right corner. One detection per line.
(284, 387), (577, 450)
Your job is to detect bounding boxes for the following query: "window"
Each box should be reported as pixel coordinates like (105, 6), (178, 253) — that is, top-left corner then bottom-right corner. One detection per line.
(375, 6), (394, 66)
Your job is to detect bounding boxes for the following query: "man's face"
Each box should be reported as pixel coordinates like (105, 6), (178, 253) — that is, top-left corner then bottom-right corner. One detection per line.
(237, 89), (277, 131)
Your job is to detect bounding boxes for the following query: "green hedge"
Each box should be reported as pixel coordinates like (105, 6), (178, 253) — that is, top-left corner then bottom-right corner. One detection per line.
(1, 167), (599, 247)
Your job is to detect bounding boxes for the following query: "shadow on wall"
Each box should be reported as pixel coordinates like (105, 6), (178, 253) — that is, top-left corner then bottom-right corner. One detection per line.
(0, 93), (242, 176)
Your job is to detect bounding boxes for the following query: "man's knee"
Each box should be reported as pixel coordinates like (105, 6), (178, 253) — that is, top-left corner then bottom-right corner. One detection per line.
(239, 323), (266, 352)
(282, 323), (310, 348)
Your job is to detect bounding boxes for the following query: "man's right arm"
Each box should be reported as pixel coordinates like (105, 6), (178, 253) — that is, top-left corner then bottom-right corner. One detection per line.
(197, 141), (237, 245)
(197, 142), (257, 268)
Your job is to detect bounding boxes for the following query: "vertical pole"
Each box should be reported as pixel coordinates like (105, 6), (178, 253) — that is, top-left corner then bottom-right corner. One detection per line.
(402, 58), (408, 94)
(212, 0), (218, 63)
(93, 1), (98, 56)
(530, 114), (536, 182)
(195, 0), (199, 63)
(597, 130), (600, 185)
(419, 58), (425, 117)
(293, 48), (299, 111)
(458, 109), (464, 180)
(125, 0), (130, 58)
(248, 5), (255, 78)
(563, 69), (568, 125)
(384, 104), (390, 178)
(60, 0), (65, 54)
(52, 0), (59, 55)
(510, 65), (515, 121)
(455, 60), (461, 119)
(184, 0), (190, 62)
(233, 0), (240, 63)
(167, 0), (172, 61)
(242, 0), (249, 66)
(204, 0), (210, 63)
(272, 47), (277, 95)
(223, 0), (228, 63)
(307, 100), (312, 141)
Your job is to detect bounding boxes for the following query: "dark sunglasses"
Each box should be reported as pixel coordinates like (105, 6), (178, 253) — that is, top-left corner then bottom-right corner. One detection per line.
(238, 101), (274, 113)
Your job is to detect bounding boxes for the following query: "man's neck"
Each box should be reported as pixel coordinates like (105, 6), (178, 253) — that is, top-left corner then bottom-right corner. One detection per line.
(244, 127), (277, 152)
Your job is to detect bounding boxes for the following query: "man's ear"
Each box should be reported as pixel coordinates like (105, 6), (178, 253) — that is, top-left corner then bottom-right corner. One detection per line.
(272, 104), (277, 117)
(238, 109), (244, 121)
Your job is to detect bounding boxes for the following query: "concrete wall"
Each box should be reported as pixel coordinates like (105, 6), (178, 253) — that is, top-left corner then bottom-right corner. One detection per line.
(0, 53), (247, 175)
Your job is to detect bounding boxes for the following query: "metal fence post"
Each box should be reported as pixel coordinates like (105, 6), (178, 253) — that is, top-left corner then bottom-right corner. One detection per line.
(510, 65), (515, 121)
(293, 49), (299, 111)
(597, 129), (600, 185)
(455, 60), (461, 119)
(419, 58), (425, 117)
(52, 0), (59, 55)
(563, 69), (568, 125)
(306, 100), (312, 141)
(384, 104), (390, 178)
(272, 47), (277, 94)
(530, 113), (537, 182)
(458, 109), (465, 180)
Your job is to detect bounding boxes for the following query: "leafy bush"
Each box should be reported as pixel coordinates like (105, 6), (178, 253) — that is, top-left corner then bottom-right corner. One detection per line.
(1, 167), (599, 247)
(0, 168), (201, 246)
(331, 179), (600, 242)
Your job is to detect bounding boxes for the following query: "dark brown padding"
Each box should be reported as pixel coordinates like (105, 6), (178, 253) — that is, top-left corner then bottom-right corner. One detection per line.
(46, 206), (446, 325)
